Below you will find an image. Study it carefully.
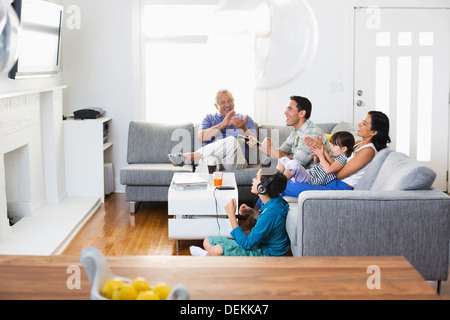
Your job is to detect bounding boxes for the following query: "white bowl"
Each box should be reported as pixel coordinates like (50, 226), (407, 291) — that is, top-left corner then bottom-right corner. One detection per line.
(80, 247), (189, 300)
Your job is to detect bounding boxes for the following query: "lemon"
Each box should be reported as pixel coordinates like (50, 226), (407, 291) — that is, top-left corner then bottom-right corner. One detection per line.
(152, 283), (171, 300)
(131, 277), (151, 293)
(136, 290), (161, 300)
(101, 278), (125, 299)
(111, 283), (138, 300)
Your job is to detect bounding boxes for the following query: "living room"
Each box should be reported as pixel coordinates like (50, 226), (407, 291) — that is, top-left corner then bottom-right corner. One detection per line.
(0, 0), (449, 301)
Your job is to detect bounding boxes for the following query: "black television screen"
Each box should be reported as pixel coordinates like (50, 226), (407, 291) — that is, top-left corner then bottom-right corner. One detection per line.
(9, 0), (63, 79)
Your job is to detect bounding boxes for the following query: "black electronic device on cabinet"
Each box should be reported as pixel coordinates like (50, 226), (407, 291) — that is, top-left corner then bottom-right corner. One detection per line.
(73, 108), (105, 120)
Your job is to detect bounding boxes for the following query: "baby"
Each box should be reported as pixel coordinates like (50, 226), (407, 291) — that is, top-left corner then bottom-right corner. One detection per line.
(277, 131), (355, 186)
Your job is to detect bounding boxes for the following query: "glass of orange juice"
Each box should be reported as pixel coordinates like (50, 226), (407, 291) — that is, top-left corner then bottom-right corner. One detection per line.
(213, 172), (223, 187)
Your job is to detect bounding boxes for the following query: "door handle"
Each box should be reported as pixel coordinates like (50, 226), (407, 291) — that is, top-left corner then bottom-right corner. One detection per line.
(356, 100), (365, 107)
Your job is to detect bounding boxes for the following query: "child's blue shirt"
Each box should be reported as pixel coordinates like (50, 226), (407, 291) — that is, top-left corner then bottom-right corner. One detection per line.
(230, 197), (290, 256)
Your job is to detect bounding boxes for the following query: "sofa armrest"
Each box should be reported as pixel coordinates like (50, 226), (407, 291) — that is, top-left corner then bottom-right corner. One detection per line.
(293, 189), (450, 281)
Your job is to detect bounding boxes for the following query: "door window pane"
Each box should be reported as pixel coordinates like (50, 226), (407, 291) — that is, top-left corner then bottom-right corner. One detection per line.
(376, 32), (390, 47)
(417, 56), (433, 162)
(375, 57), (391, 117)
(396, 57), (412, 156)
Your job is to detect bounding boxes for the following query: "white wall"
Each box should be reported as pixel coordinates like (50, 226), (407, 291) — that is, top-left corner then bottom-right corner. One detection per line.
(262, 0), (350, 126)
(62, 0), (141, 193)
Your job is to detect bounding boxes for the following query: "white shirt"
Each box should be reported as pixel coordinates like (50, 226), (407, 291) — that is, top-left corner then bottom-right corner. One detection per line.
(341, 143), (377, 187)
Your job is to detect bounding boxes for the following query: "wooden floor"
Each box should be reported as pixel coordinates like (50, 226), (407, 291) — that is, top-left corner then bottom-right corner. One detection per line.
(62, 193), (202, 256)
(62, 193), (450, 298)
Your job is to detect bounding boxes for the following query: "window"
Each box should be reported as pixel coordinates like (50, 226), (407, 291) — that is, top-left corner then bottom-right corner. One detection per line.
(141, 0), (255, 124)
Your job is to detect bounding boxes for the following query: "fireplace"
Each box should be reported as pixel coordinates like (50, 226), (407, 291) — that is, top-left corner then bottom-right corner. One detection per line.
(0, 87), (67, 238)
(4, 145), (31, 225)
(0, 86), (101, 255)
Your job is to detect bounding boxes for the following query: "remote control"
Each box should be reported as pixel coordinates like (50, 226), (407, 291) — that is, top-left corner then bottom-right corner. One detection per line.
(216, 186), (235, 190)
(237, 134), (261, 146)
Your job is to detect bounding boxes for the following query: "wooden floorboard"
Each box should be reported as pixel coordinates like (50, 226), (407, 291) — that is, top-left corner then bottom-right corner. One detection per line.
(62, 193), (202, 256)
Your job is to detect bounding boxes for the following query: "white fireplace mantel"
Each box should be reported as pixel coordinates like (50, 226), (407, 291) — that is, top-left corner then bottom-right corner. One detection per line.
(0, 85), (68, 99)
(0, 85), (99, 255)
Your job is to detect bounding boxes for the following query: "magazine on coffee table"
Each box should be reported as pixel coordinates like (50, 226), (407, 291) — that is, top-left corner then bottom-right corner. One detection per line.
(171, 174), (208, 190)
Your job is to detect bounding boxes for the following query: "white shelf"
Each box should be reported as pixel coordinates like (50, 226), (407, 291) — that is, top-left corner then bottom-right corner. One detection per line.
(64, 116), (112, 123)
(103, 142), (113, 151)
(63, 117), (112, 203)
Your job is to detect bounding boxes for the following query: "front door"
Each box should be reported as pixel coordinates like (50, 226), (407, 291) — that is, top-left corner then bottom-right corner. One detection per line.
(353, 7), (450, 191)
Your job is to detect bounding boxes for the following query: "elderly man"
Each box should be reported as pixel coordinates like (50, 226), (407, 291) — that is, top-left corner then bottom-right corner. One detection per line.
(168, 89), (257, 171)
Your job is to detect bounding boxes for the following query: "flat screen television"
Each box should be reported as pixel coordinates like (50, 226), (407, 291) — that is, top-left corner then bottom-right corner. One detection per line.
(8, 0), (63, 79)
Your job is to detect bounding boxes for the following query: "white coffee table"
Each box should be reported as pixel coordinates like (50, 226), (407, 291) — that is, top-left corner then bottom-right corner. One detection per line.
(168, 172), (238, 251)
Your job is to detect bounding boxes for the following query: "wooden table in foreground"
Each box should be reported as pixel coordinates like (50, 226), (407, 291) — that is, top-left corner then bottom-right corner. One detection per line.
(0, 255), (438, 300)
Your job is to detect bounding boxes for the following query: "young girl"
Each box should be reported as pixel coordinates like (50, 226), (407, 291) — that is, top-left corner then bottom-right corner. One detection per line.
(277, 131), (355, 186)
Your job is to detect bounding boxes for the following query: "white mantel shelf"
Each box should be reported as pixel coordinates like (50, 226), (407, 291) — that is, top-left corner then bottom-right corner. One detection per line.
(0, 85), (68, 99)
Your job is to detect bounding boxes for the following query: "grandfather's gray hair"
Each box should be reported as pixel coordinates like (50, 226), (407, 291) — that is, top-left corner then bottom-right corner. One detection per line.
(215, 89), (234, 105)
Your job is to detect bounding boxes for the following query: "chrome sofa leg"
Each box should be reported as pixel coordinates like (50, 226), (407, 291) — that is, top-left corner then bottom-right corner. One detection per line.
(130, 201), (141, 214)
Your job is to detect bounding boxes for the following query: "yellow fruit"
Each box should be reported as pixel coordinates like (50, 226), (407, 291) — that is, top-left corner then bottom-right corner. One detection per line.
(111, 283), (138, 300)
(131, 277), (151, 293)
(136, 290), (161, 300)
(152, 283), (171, 300)
(101, 278), (125, 299)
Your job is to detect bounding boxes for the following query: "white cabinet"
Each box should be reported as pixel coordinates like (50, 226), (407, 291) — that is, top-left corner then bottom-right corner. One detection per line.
(63, 117), (112, 203)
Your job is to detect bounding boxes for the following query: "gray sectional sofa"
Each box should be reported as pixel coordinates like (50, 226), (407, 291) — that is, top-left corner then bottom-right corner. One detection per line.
(120, 120), (345, 209)
(120, 121), (450, 285)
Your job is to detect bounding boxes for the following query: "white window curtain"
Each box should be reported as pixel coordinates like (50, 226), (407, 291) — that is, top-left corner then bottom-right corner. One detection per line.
(141, 0), (255, 124)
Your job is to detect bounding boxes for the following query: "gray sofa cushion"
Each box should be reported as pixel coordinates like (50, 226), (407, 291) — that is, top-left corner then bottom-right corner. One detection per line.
(257, 124), (292, 164)
(120, 163), (194, 186)
(257, 124), (292, 147)
(316, 123), (337, 134)
(355, 148), (394, 190)
(194, 123), (202, 152)
(330, 121), (358, 140)
(125, 185), (171, 202)
(370, 152), (436, 191)
(127, 122), (194, 164)
(226, 165), (259, 185)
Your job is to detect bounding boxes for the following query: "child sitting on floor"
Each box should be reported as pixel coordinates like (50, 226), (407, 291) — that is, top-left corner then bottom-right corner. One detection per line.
(190, 168), (289, 257)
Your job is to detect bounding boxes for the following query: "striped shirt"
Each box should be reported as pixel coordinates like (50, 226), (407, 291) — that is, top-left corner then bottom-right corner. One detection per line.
(280, 119), (331, 169)
(307, 154), (348, 185)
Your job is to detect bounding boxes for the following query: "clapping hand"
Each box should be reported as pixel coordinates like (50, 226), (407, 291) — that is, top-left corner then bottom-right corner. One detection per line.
(231, 115), (248, 131)
(310, 144), (324, 158)
(304, 136), (323, 150)
(222, 110), (236, 127)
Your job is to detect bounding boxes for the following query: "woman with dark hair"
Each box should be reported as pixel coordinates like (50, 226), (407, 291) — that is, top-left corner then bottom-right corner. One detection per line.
(281, 111), (391, 197)
(367, 111), (392, 152)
